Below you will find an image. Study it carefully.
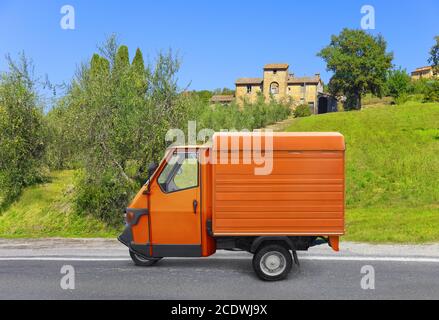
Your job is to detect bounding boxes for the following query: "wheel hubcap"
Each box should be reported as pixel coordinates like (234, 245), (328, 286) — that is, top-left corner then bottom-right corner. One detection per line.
(260, 252), (286, 276)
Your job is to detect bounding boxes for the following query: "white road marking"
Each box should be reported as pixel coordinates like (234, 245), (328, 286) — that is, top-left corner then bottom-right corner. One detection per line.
(0, 255), (439, 263)
(0, 257), (130, 261)
(300, 256), (439, 263)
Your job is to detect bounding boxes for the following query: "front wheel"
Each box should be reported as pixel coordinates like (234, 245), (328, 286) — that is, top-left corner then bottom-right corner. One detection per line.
(129, 250), (162, 267)
(252, 244), (292, 281)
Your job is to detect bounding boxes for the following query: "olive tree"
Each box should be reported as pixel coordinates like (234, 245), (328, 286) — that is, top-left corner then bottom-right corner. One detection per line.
(52, 37), (186, 225)
(0, 54), (46, 208)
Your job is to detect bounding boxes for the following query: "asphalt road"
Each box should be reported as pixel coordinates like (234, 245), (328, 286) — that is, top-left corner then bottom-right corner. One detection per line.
(1, 240), (439, 300)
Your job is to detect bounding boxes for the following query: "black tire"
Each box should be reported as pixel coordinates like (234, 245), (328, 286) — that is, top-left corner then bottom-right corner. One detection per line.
(252, 244), (292, 281)
(129, 250), (162, 267)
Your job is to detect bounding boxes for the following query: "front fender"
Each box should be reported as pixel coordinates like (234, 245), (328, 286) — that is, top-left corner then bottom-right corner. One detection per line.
(117, 226), (133, 247)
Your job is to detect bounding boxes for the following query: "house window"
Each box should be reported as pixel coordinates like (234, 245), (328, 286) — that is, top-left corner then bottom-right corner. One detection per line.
(273, 70), (277, 75)
(270, 82), (279, 95)
(247, 85), (252, 94)
(300, 84), (306, 95)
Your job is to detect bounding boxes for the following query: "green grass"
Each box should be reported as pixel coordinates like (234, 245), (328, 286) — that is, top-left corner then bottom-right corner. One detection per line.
(286, 102), (439, 243)
(0, 170), (119, 238)
(346, 207), (439, 243)
(1, 102), (438, 243)
(361, 94), (394, 107)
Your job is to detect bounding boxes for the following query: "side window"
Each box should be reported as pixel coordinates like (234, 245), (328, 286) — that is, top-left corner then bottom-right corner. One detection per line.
(157, 152), (199, 193)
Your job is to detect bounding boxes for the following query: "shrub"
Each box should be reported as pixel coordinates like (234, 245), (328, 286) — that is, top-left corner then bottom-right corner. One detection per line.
(394, 93), (410, 105)
(406, 79), (439, 103)
(74, 170), (135, 225)
(293, 104), (312, 118)
(410, 78), (429, 94)
(386, 68), (411, 99)
(423, 80), (439, 103)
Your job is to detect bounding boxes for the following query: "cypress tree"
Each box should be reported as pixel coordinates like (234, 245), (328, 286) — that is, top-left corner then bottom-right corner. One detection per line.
(90, 54), (102, 79)
(132, 48), (145, 73)
(114, 45), (130, 73)
(131, 48), (147, 93)
(100, 56), (110, 77)
(90, 54), (110, 80)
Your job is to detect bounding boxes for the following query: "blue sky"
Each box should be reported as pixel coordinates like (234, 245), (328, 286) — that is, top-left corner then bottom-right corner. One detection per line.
(0, 0), (438, 91)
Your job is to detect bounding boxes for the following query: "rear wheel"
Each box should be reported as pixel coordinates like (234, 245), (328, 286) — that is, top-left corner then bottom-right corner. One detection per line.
(252, 244), (292, 281)
(129, 250), (162, 267)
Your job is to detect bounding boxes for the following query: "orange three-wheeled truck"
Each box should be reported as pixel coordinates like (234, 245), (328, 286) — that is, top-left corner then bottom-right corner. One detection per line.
(118, 132), (345, 281)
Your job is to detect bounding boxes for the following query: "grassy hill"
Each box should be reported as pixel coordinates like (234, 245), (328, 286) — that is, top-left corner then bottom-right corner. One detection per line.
(0, 171), (118, 238)
(286, 102), (439, 243)
(1, 102), (438, 243)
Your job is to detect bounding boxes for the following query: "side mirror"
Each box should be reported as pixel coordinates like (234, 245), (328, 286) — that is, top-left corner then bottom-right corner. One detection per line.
(144, 162), (159, 195)
(148, 162), (159, 179)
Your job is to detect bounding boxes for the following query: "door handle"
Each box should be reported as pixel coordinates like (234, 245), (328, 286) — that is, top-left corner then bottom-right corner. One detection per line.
(193, 200), (198, 214)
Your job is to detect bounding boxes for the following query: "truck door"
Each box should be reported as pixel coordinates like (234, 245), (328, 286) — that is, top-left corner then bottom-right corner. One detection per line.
(149, 150), (202, 257)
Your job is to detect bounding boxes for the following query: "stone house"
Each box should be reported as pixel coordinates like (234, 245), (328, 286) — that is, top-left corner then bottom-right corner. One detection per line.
(235, 63), (337, 114)
(411, 66), (435, 80)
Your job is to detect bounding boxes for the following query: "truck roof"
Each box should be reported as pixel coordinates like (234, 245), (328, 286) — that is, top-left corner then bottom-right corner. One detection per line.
(212, 132), (345, 151)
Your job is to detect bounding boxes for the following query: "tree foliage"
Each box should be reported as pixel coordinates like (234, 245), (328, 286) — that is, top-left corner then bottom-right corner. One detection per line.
(114, 45), (130, 72)
(183, 93), (291, 132)
(0, 54), (46, 208)
(318, 28), (393, 110)
(213, 88), (235, 96)
(428, 36), (439, 75)
(51, 41), (184, 224)
(131, 48), (148, 94)
(386, 68), (411, 99)
(423, 80), (439, 103)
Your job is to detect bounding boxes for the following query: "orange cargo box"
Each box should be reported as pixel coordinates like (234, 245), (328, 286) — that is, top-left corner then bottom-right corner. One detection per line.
(212, 132), (346, 237)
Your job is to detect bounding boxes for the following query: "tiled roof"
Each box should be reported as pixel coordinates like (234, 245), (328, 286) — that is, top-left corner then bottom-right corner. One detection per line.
(264, 63), (289, 70)
(288, 75), (321, 84)
(411, 66), (433, 74)
(235, 78), (263, 85)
